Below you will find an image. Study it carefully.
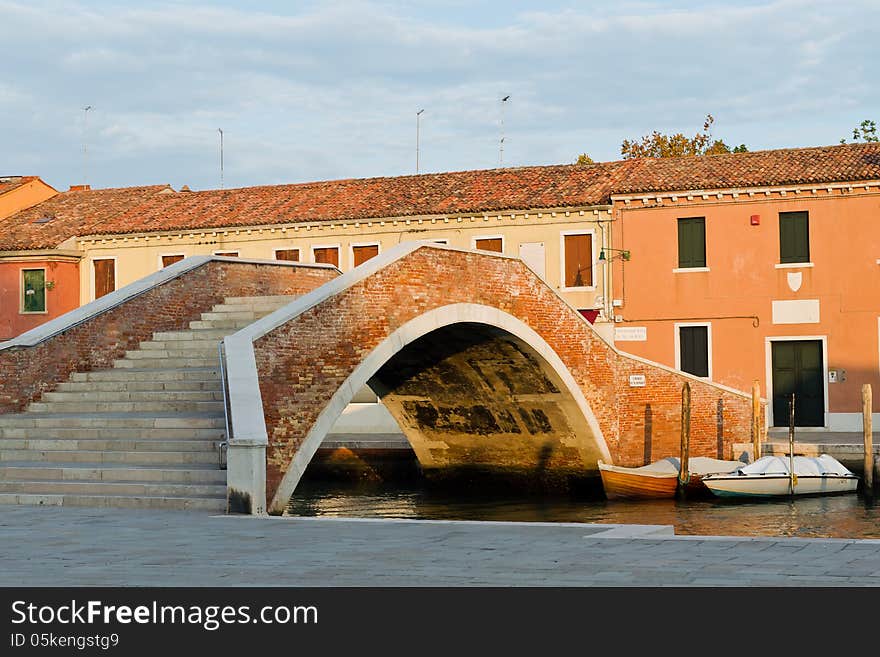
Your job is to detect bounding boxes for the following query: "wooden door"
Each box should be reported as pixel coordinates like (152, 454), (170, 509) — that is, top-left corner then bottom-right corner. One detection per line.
(772, 340), (824, 427)
(93, 259), (116, 299)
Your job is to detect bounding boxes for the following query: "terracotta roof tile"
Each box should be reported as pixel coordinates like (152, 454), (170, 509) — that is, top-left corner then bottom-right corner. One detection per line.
(2, 142), (880, 250)
(611, 142), (880, 194)
(0, 185), (171, 251)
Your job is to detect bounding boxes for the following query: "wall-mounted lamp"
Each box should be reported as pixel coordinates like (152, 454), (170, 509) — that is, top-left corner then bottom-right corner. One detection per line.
(598, 248), (631, 262)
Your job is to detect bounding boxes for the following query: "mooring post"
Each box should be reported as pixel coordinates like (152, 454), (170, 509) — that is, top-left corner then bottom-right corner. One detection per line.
(751, 380), (761, 461)
(679, 381), (691, 490)
(863, 384), (874, 499)
(788, 393), (797, 496)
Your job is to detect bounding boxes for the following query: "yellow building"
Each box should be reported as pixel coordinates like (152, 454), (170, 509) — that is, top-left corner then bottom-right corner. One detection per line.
(54, 167), (622, 336)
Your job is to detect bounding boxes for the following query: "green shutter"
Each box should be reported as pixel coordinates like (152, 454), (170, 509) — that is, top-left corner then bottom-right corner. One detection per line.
(677, 217), (706, 268)
(22, 269), (46, 313)
(779, 211), (809, 263)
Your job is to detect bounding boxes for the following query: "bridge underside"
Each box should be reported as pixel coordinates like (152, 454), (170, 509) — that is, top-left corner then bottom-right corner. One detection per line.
(366, 323), (604, 487)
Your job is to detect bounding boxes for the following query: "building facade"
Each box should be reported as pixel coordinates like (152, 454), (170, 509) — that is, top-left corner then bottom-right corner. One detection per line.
(2, 142), (879, 430)
(610, 180), (880, 430)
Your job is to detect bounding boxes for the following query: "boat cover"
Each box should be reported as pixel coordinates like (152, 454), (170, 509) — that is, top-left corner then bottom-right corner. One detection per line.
(599, 456), (744, 476)
(732, 454), (854, 477)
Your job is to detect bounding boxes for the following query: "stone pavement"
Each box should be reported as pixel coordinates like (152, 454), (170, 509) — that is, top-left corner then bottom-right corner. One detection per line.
(1, 506), (879, 586)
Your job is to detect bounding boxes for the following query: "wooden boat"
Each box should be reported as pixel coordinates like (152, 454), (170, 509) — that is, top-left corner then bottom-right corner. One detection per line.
(598, 456), (745, 500)
(701, 454), (859, 498)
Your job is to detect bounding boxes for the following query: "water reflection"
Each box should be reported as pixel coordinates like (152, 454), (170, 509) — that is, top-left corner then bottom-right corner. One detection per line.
(288, 479), (880, 539)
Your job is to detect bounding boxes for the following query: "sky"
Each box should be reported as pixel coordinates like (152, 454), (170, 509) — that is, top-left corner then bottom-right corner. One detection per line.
(1, 0), (878, 192)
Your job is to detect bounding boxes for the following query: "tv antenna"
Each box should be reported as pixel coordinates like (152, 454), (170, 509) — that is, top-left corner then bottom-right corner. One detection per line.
(82, 105), (93, 185)
(416, 109), (424, 174)
(218, 128), (224, 190)
(499, 95), (510, 167)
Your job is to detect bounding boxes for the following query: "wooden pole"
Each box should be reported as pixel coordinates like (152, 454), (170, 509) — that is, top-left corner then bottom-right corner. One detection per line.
(863, 384), (874, 498)
(788, 393), (797, 496)
(751, 380), (761, 462)
(679, 382), (691, 490)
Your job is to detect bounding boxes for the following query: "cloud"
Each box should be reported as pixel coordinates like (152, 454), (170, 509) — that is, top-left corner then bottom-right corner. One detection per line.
(0, 0), (877, 190)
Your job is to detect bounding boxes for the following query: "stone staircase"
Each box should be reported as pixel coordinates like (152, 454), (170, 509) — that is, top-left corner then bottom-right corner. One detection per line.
(0, 295), (293, 511)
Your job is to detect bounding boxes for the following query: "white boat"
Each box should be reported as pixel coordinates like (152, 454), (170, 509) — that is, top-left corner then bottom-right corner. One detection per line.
(701, 454), (859, 498)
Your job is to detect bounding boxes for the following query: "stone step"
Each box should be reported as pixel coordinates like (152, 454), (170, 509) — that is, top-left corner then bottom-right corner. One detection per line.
(211, 302), (290, 314)
(41, 390), (223, 403)
(0, 463), (226, 483)
(71, 368), (220, 382)
(0, 492), (227, 511)
(0, 480), (227, 497)
(189, 319), (254, 330)
(0, 449), (219, 465)
(123, 349), (220, 361)
(138, 340), (221, 352)
(224, 295), (294, 306)
(27, 400), (224, 414)
(0, 438), (220, 452)
(56, 380), (222, 393)
(113, 357), (218, 369)
(0, 413), (225, 429)
(200, 310), (261, 322)
(152, 329), (230, 341)
(0, 426), (225, 439)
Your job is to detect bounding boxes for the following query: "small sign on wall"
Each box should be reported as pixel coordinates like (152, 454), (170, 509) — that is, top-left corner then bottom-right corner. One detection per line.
(615, 326), (647, 342)
(629, 374), (646, 387)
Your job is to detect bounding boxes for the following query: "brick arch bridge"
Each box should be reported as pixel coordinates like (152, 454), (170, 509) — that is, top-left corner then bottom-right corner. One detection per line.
(224, 243), (752, 515)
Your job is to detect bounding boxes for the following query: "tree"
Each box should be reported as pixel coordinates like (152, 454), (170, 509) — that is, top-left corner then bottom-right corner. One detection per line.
(840, 119), (878, 144)
(619, 114), (747, 159)
(575, 114), (747, 164)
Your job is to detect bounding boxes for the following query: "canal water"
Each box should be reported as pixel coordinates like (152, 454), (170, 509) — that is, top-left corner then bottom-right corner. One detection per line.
(288, 477), (880, 539)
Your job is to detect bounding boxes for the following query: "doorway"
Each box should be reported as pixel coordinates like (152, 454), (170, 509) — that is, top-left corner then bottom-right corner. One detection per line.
(771, 339), (824, 427)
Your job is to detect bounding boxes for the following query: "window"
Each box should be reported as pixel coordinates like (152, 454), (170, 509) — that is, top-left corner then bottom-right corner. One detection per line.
(562, 232), (593, 288)
(313, 246), (339, 267)
(677, 324), (710, 378)
(779, 211), (809, 264)
(21, 268), (46, 313)
(677, 217), (706, 268)
(274, 249), (300, 262)
(161, 254), (185, 268)
(474, 237), (503, 253)
(352, 244), (379, 267)
(93, 259), (116, 300)
(214, 251), (239, 257)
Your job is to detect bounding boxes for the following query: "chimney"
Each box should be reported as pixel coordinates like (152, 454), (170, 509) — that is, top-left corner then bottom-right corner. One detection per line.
(69, 184), (91, 192)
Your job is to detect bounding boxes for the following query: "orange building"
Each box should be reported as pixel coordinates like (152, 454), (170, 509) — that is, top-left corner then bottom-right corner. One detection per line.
(608, 144), (880, 430)
(0, 176), (56, 219)
(0, 176), (61, 339)
(0, 183), (168, 340)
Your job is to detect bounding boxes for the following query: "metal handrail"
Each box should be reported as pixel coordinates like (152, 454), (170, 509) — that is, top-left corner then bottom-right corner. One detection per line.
(218, 340), (231, 470)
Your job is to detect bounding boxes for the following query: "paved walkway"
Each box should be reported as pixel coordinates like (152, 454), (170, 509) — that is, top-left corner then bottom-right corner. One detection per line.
(1, 506), (878, 586)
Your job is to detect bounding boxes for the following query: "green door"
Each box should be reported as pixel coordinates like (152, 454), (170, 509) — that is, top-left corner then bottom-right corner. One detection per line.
(771, 340), (824, 427)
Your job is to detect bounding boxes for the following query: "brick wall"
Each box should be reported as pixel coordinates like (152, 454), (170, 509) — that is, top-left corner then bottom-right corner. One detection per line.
(253, 247), (755, 508)
(0, 260), (338, 414)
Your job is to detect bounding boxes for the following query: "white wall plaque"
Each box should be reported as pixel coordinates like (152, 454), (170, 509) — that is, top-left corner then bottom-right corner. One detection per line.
(629, 374), (646, 387)
(615, 326), (647, 341)
(771, 299), (820, 324)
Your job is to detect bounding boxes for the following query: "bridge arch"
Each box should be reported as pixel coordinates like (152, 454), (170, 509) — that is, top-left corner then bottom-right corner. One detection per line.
(271, 303), (612, 511)
(223, 242), (754, 515)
